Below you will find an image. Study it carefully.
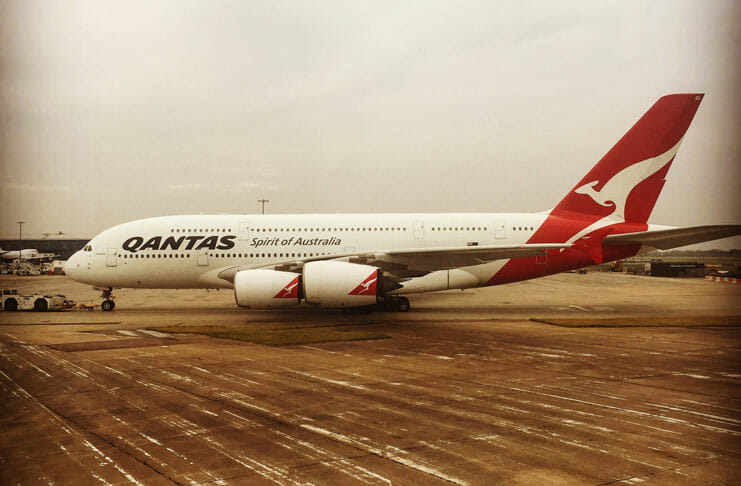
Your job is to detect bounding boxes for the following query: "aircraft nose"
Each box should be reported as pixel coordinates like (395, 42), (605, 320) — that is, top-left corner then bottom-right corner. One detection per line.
(64, 252), (80, 278)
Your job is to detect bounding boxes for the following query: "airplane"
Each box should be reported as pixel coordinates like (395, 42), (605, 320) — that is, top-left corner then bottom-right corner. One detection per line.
(63, 93), (741, 312)
(0, 247), (58, 262)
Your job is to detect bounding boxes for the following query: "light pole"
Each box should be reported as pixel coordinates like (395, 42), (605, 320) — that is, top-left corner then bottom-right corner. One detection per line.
(17, 220), (25, 263)
(257, 199), (269, 214)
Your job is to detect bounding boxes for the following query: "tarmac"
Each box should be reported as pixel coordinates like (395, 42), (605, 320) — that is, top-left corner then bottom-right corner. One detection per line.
(0, 272), (739, 485)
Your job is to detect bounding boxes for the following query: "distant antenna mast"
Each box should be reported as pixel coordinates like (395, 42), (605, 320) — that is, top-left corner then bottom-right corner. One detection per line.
(257, 199), (269, 214)
(17, 220), (25, 263)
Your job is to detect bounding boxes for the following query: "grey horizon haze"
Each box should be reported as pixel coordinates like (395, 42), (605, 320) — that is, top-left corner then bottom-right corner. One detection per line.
(1, 1), (739, 248)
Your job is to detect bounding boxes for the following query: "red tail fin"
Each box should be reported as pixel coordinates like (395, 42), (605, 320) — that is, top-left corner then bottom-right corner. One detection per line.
(487, 94), (704, 286)
(553, 93), (704, 224)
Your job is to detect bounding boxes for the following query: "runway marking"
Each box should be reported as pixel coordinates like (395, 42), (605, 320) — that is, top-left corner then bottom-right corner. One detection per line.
(101, 365), (127, 377)
(7, 349), (52, 377)
(270, 427), (393, 485)
(505, 386), (741, 436)
(290, 369), (367, 390)
(671, 372), (710, 380)
(198, 434), (306, 485)
(216, 391), (273, 415)
(160, 370), (194, 383)
(188, 365), (210, 374)
(138, 329), (171, 338)
(621, 477), (645, 484)
(646, 403), (741, 426)
(223, 409), (263, 429)
(90, 472), (114, 486)
(1, 332), (19, 342)
(81, 439), (144, 486)
(680, 398), (741, 414)
(415, 351), (455, 360)
(718, 372), (741, 379)
(25, 345), (90, 378)
(301, 424), (469, 486)
(370, 378), (721, 468)
(193, 406), (218, 417)
(218, 371), (262, 386)
(529, 352), (565, 359)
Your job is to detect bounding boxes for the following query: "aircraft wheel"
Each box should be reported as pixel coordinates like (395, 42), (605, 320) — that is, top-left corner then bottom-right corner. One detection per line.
(34, 299), (48, 312)
(395, 297), (410, 312)
(101, 299), (115, 312)
(4, 299), (18, 311)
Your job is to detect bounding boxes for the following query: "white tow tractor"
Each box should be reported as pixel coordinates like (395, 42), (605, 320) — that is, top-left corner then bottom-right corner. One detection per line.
(0, 289), (72, 311)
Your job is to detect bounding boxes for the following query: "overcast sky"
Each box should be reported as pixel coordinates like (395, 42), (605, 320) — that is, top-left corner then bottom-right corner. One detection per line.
(1, 1), (739, 247)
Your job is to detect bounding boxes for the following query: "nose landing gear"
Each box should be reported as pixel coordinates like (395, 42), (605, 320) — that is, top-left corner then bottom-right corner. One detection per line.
(100, 288), (116, 311)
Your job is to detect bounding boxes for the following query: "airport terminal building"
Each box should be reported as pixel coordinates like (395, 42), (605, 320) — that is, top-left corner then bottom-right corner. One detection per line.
(0, 234), (90, 260)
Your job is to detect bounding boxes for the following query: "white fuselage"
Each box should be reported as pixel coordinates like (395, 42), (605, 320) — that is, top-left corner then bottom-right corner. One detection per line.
(1, 249), (40, 261)
(64, 213), (548, 290)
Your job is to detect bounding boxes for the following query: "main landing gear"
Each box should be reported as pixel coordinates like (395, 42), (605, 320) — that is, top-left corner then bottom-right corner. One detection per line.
(378, 295), (410, 312)
(100, 287), (116, 312)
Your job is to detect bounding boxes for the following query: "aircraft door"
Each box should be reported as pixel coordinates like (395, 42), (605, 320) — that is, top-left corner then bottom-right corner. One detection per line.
(494, 219), (506, 239)
(238, 221), (251, 241)
(106, 248), (118, 267)
(413, 220), (425, 240)
(197, 249), (209, 266)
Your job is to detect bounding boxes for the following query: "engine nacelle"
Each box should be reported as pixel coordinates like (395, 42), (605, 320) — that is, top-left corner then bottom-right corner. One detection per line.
(303, 261), (380, 307)
(234, 269), (301, 308)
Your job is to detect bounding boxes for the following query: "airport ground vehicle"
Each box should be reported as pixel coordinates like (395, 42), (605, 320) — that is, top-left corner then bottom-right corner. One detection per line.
(0, 289), (71, 311)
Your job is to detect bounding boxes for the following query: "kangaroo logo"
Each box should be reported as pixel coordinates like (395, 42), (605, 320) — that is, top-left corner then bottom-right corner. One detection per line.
(564, 137), (684, 246)
(274, 276), (300, 298)
(348, 272), (378, 296)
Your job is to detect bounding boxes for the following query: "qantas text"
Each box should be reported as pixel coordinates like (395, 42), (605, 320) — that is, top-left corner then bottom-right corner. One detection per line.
(122, 235), (236, 253)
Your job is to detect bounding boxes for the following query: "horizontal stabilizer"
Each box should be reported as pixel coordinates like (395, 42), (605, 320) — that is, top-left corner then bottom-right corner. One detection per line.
(603, 225), (741, 250)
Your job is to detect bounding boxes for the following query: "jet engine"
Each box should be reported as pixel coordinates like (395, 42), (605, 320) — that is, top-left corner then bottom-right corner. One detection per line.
(303, 261), (381, 307)
(234, 269), (302, 308)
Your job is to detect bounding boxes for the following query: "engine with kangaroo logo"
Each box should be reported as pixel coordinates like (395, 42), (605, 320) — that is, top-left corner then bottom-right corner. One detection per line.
(234, 269), (302, 308)
(234, 261), (381, 309)
(303, 261), (380, 307)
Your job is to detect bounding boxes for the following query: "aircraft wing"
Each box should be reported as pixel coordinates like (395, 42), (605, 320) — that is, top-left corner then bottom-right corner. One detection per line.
(603, 225), (741, 251)
(217, 243), (571, 282)
(382, 243), (570, 259)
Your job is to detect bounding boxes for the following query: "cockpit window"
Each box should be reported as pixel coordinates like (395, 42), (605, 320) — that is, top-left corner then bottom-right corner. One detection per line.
(84, 245), (92, 252)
